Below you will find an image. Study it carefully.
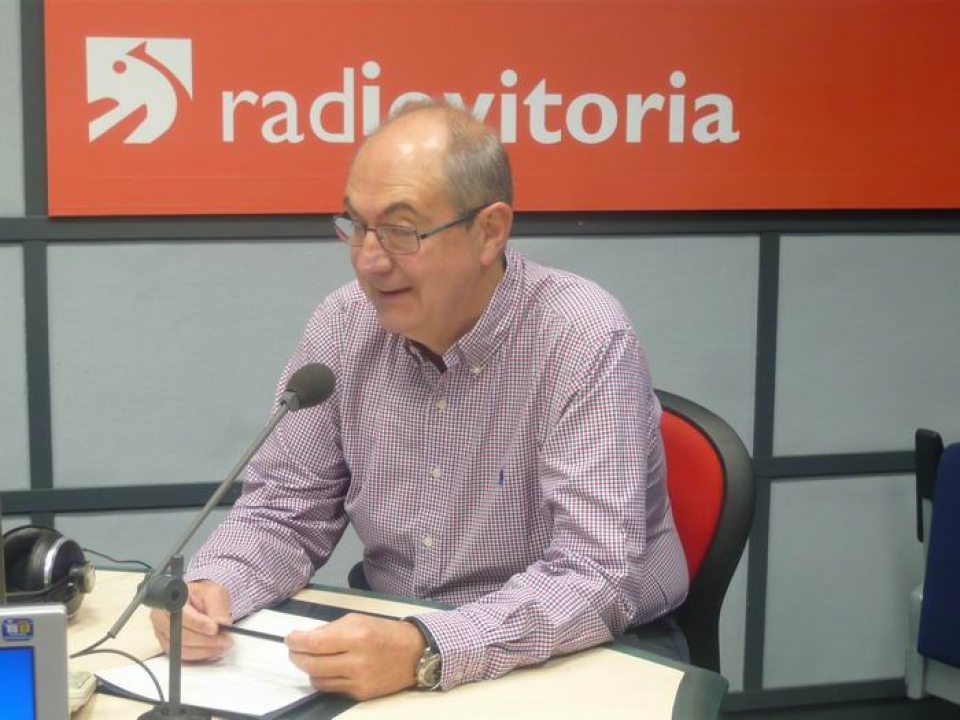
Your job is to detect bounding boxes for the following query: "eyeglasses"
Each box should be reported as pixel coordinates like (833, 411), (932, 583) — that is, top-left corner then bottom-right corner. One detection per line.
(332, 205), (488, 256)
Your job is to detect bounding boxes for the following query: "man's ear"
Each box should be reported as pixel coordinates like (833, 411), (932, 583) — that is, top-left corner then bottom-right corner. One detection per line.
(477, 202), (513, 266)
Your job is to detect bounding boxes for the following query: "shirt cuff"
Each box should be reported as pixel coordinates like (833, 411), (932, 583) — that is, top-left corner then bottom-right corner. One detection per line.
(409, 610), (489, 690)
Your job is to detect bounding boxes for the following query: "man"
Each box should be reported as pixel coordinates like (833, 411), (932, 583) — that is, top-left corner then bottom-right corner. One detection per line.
(151, 101), (689, 700)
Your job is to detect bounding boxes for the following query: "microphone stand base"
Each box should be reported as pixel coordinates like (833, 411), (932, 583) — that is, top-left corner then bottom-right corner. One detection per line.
(139, 706), (211, 720)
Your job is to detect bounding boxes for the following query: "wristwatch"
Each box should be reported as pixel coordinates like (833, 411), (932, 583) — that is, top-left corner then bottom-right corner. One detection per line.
(405, 618), (443, 690)
(415, 645), (443, 690)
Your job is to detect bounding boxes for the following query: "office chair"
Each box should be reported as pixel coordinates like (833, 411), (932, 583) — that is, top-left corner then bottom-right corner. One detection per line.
(654, 390), (755, 673)
(346, 390), (755, 675)
(906, 429), (960, 705)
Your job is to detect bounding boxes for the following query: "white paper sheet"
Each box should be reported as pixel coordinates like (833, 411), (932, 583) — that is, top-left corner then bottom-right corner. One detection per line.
(96, 609), (327, 717)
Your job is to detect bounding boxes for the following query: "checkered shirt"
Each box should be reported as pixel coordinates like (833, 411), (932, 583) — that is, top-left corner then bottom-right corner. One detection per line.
(187, 247), (689, 690)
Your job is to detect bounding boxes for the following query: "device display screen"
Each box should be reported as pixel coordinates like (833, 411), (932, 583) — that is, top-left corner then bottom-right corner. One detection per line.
(0, 646), (37, 720)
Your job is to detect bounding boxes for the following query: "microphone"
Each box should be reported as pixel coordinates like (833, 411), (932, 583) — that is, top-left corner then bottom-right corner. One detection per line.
(281, 362), (336, 411)
(97, 363), (335, 720)
(108, 362), (336, 639)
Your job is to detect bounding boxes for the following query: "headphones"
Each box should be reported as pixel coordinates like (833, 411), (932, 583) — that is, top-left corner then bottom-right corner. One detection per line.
(3, 526), (96, 618)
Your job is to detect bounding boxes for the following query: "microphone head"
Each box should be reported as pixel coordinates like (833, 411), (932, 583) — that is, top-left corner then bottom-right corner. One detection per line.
(282, 363), (336, 412)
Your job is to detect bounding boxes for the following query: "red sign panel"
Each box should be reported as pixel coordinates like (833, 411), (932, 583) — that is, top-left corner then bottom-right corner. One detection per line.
(44, 0), (960, 215)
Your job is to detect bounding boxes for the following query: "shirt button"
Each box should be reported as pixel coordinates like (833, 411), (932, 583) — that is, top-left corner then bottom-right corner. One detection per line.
(430, 466), (442, 479)
(470, 365), (483, 375)
(422, 535), (435, 549)
(454, 671), (464, 682)
(436, 398), (448, 411)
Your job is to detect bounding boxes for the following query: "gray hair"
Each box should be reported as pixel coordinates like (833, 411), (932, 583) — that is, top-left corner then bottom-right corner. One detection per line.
(380, 98), (514, 213)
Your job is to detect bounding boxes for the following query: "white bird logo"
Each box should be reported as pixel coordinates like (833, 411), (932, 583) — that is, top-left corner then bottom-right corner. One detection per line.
(86, 38), (193, 144)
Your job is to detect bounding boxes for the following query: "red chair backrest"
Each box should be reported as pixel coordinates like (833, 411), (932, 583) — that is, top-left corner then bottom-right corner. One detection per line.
(661, 410), (725, 580)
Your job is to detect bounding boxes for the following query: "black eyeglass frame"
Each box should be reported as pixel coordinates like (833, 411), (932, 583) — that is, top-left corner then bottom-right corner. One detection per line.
(332, 204), (491, 256)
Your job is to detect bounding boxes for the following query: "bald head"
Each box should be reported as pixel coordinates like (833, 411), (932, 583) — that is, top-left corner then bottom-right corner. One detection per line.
(355, 101), (513, 214)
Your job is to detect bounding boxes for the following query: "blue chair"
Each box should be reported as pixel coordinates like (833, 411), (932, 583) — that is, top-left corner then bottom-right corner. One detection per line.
(905, 429), (960, 704)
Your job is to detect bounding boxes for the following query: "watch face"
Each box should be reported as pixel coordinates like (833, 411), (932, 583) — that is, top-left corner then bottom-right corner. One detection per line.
(418, 649), (442, 689)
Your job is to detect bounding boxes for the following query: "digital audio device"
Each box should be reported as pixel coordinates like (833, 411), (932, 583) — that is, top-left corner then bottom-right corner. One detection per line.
(0, 603), (70, 720)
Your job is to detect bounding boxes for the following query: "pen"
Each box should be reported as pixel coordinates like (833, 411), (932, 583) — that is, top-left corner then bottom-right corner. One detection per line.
(218, 624), (287, 644)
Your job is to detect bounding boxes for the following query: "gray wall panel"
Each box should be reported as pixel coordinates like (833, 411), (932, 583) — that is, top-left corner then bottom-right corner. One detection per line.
(776, 234), (960, 455)
(514, 236), (759, 452)
(0, 0), (24, 217)
(47, 240), (354, 488)
(0, 244), (30, 490)
(720, 546), (749, 691)
(0, 517), (29, 534)
(763, 475), (922, 688)
(57, 508), (230, 572)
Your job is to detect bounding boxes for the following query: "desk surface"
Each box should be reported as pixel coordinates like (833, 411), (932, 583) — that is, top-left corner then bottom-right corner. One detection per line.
(70, 571), (726, 720)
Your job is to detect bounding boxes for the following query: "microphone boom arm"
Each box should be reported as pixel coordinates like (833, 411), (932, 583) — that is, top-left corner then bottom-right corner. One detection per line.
(107, 397), (293, 639)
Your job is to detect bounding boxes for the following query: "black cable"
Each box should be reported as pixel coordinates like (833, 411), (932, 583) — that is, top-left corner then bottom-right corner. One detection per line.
(82, 548), (153, 572)
(70, 632), (110, 659)
(66, 550), (166, 705)
(54, 548), (165, 705)
(71, 562), (151, 658)
(75, 647), (166, 704)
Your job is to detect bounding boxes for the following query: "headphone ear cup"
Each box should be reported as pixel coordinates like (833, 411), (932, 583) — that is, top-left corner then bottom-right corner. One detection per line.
(26, 528), (63, 593)
(2, 527), (90, 617)
(3, 526), (47, 592)
(52, 537), (88, 617)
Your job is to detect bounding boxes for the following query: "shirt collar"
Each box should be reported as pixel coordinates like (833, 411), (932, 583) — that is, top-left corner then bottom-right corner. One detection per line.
(405, 338), (447, 373)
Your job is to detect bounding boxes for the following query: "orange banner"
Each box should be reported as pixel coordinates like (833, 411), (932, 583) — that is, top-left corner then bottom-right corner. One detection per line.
(44, 0), (960, 215)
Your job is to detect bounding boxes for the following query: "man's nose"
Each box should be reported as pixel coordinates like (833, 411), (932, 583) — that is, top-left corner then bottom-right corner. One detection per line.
(353, 229), (392, 272)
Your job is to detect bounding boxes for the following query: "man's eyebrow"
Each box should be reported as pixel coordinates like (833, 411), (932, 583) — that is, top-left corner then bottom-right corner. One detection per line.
(381, 201), (421, 219)
(342, 198), (423, 222)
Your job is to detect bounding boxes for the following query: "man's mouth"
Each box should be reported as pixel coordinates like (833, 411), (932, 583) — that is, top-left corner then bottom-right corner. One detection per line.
(379, 288), (409, 297)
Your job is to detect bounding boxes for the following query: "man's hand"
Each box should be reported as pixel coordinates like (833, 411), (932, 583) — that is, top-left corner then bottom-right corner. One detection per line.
(149, 580), (234, 662)
(286, 614), (427, 700)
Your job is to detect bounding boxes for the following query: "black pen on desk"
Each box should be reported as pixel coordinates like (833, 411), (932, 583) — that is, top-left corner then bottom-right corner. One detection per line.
(218, 624), (287, 644)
